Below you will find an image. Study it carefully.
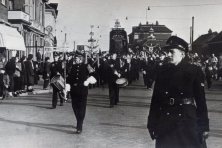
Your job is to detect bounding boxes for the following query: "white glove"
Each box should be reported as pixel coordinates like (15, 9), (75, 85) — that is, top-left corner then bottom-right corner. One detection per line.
(114, 70), (119, 76)
(65, 84), (70, 92)
(143, 71), (146, 74)
(87, 76), (97, 84)
(84, 80), (89, 86)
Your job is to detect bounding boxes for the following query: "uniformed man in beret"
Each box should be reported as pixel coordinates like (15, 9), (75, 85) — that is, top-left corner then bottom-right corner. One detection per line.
(50, 54), (64, 109)
(147, 36), (209, 148)
(66, 52), (90, 134)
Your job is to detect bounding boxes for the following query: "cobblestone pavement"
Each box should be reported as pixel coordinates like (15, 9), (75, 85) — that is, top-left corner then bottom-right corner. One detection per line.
(0, 78), (221, 148)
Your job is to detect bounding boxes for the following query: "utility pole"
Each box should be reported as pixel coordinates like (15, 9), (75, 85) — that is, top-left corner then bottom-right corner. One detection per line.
(73, 41), (76, 51)
(63, 33), (67, 94)
(191, 16), (194, 51)
(190, 26), (192, 45)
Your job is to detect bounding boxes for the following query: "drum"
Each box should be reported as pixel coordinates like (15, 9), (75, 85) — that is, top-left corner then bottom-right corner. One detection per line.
(116, 78), (128, 87)
(51, 75), (65, 91)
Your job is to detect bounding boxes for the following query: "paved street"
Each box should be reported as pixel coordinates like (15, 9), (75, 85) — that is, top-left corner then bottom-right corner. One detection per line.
(0, 77), (222, 148)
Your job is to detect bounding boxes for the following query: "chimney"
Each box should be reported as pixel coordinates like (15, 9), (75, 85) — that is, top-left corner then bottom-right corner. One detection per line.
(156, 21), (159, 25)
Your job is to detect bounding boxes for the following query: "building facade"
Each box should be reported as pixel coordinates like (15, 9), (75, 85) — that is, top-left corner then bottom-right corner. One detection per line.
(8, 0), (48, 60)
(192, 30), (218, 57)
(0, 0), (8, 21)
(44, 3), (58, 61)
(128, 21), (172, 53)
(0, 0), (26, 60)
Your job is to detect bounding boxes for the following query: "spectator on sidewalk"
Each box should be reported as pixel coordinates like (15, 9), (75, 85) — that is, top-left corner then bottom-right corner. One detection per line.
(5, 57), (17, 97)
(13, 61), (22, 96)
(19, 56), (27, 92)
(42, 57), (51, 89)
(25, 54), (35, 92)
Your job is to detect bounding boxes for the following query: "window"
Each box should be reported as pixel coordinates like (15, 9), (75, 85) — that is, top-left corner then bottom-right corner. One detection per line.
(8, 0), (14, 10)
(134, 34), (139, 40)
(39, 2), (43, 24)
(1, 0), (6, 6)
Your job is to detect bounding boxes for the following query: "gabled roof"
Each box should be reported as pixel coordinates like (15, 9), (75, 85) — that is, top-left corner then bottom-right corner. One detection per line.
(132, 24), (172, 33)
(193, 32), (218, 45)
(208, 31), (222, 44)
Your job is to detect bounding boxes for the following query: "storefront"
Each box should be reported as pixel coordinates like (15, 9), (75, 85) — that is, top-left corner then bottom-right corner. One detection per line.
(0, 23), (26, 60)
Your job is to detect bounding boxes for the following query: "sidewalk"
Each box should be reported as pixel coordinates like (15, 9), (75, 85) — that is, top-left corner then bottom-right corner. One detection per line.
(31, 79), (52, 95)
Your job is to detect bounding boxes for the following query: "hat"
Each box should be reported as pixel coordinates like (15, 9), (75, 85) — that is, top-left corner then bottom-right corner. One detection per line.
(75, 49), (85, 58)
(27, 54), (33, 60)
(45, 57), (50, 61)
(163, 36), (189, 53)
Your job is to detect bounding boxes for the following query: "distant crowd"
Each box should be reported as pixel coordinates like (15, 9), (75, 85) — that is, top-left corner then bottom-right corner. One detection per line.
(0, 49), (222, 100)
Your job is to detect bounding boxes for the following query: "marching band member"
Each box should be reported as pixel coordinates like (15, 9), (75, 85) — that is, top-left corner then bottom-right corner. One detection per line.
(50, 54), (64, 109)
(108, 53), (121, 108)
(66, 52), (96, 134)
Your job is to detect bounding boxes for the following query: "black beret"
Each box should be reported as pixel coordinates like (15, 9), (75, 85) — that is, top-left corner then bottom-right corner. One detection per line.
(75, 49), (85, 58)
(163, 36), (189, 53)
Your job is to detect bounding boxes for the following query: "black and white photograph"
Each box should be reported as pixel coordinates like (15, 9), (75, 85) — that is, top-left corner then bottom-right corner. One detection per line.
(0, 0), (222, 147)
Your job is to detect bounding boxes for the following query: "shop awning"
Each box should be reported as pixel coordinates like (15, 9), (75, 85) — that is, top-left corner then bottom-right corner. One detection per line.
(0, 24), (26, 51)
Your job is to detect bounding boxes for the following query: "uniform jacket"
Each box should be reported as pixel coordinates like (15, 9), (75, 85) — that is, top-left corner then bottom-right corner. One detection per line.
(50, 61), (63, 79)
(147, 59), (209, 137)
(66, 63), (89, 86)
(107, 59), (120, 84)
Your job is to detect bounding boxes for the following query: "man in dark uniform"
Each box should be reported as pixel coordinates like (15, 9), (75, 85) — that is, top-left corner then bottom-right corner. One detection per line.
(107, 53), (121, 108)
(50, 54), (64, 109)
(147, 36), (209, 148)
(66, 53), (90, 134)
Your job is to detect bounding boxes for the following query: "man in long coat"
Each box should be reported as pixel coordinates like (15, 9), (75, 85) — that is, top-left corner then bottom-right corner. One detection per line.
(25, 54), (35, 91)
(147, 36), (209, 148)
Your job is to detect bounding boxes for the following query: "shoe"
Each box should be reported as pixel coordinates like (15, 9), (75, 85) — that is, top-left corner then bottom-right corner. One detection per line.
(13, 92), (18, 97)
(60, 103), (63, 106)
(51, 106), (56, 109)
(76, 129), (82, 134)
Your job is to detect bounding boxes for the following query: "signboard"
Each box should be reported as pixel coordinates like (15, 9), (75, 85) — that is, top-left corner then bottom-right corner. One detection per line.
(77, 45), (85, 51)
(109, 28), (128, 55)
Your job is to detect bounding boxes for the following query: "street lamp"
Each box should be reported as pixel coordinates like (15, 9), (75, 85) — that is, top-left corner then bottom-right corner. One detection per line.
(146, 6), (150, 22)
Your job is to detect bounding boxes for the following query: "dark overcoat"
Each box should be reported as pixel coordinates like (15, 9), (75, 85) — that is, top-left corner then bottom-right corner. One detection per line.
(147, 59), (209, 148)
(24, 60), (35, 85)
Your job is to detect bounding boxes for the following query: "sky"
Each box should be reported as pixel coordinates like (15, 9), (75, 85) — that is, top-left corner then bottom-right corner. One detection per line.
(49, 0), (222, 51)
